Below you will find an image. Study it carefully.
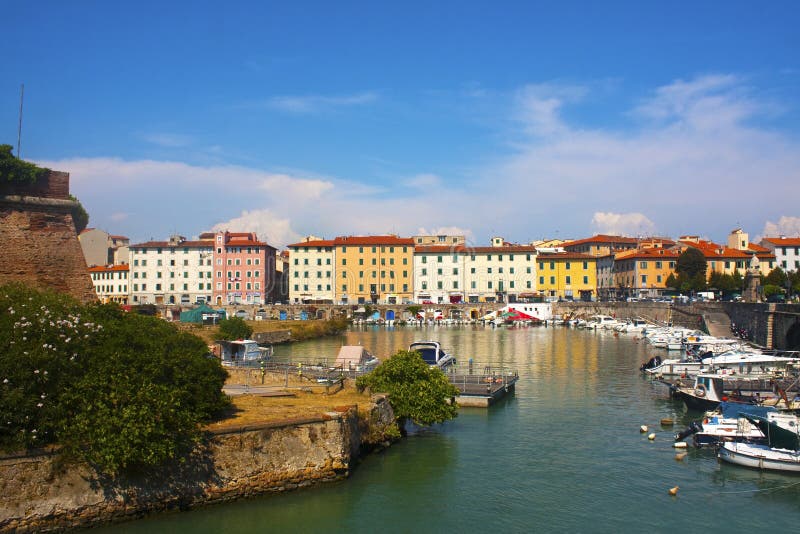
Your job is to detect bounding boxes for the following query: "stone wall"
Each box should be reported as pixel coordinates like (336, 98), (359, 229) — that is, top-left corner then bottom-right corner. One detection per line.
(0, 399), (394, 532)
(0, 171), (96, 303)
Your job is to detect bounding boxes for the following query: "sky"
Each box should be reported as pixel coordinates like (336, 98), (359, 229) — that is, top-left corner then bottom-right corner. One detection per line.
(2, 1), (799, 248)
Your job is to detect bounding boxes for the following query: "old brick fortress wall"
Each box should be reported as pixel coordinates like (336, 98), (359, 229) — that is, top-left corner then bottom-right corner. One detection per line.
(0, 170), (96, 303)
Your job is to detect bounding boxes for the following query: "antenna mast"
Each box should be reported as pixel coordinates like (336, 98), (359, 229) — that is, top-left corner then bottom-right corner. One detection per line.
(17, 84), (24, 158)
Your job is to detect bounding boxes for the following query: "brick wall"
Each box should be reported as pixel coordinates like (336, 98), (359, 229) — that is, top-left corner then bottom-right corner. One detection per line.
(0, 170), (70, 200)
(0, 171), (96, 303)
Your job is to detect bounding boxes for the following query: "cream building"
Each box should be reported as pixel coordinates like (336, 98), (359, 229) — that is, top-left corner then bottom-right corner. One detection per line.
(88, 264), (129, 304)
(129, 235), (214, 305)
(287, 238), (336, 303)
(413, 246), (465, 304)
(461, 238), (538, 303)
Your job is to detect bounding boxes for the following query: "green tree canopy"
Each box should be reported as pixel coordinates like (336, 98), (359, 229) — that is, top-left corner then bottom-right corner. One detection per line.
(356, 350), (458, 430)
(763, 267), (788, 288)
(0, 144), (49, 184)
(217, 316), (253, 340)
(676, 247), (707, 280)
(0, 283), (230, 475)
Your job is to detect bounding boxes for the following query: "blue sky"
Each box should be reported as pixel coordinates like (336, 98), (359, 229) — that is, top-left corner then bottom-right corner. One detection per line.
(2, 1), (799, 247)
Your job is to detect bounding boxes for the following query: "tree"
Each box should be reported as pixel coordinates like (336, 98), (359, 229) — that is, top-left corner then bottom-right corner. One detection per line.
(356, 350), (458, 431)
(0, 144), (50, 184)
(676, 247), (707, 281)
(217, 316), (252, 340)
(0, 284), (230, 475)
(764, 267), (788, 288)
(406, 305), (422, 317)
(68, 194), (89, 234)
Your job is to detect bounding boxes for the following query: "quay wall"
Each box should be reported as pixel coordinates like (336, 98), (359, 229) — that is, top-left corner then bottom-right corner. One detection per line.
(0, 397), (394, 533)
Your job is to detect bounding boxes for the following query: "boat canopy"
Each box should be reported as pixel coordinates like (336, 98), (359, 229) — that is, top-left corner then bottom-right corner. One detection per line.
(335, 345), (375, 367)
(718, 401), (775, 419)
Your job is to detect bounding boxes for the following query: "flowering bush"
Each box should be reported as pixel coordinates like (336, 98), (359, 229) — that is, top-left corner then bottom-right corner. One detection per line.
(0, 284), (229, 474)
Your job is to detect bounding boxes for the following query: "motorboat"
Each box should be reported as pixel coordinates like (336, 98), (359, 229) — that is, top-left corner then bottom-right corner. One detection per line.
(217, 339), (272, 367)
(674, 402), (775, 448)
(719, 442), (800, 472)
(409, 341), (456, 371)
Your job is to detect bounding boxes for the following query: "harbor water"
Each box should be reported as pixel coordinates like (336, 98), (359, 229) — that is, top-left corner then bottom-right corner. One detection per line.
(99, 326), (800, 533)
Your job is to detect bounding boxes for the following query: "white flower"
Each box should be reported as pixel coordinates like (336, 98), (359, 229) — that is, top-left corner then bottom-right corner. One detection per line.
(33, 369), (39, 374)
(2, 379), (8, 384)
(36, 403), (43, 408)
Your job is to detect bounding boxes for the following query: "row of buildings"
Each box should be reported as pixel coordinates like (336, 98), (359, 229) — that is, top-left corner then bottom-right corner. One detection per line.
(80, 227), (799, 307)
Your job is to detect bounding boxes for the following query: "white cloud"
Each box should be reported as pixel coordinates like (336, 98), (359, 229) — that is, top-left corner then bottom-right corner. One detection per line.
(261, 92), (378, 114)
(514, 83), (587, 137)
(590, 212), (656, 236)
(761, 216), (800, 239)
(493, 74), (800, 241)
(406, 173), (442, 190)
(211, 210), (299, 247)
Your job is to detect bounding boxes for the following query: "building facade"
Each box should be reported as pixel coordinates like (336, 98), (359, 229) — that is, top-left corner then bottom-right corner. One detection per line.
(611, 248), (679, 299)
(413, 246), (465, 304)
(129, 235), (214, 305)
(334, 235), (414, 304)
(88, 264), (129, 304)
(212, 231), (277, 306)
(287, 238), (336, 303)
(78, 228), (129, 267)
(462, 243), (538, 303)
(761, 236), (800, 272)
(536, 252), (597, 300)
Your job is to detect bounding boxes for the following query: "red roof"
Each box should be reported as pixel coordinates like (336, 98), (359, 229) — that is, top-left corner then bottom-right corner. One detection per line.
(88, 264), (129, 272)
(615, 248), (680, 260)
(536, 252), (597, 260)
(333, 235), (415, 246)
(287, 239), (336, 248)
(678, 239), (774, 260)
(762, 237), (800, 247)
(129, 240), (213, 248)
(563, 235), (640, 247)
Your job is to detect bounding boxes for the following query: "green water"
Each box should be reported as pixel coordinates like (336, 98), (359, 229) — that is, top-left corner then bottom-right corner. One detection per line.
(99, 326), (800, 533)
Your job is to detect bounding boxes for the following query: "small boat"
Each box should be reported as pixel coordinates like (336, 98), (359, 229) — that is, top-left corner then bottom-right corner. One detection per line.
(217, 339), (272, 367)
(334, 345), (380, 374)
(718, 442), (800, 472)
(674, 402), (775, 447)
(409, 341), (456, 371)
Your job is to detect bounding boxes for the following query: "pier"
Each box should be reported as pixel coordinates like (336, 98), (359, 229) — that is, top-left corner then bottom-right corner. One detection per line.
(448, 366), (519, 407)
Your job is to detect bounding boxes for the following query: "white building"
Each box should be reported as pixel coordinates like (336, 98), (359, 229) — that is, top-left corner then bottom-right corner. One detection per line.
(462, 240), (538, 303)
(761, 236), (800, 273)
(413, 245), (465, 304)
(286, 238), (336, 303)
(129, 235), (214, 305)
(87, 264), (129, 304)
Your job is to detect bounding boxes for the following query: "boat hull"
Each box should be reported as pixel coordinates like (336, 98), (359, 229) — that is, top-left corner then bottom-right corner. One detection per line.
(719, 442), (800, 473)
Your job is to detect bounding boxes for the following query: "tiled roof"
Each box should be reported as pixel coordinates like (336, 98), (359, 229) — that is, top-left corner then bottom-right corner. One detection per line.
(762, 237), (800, 247)
(536, 252), (597, 260)
(467, 246), (538, 253)
(678, 240), (774, 260)
(614, 248), (680, 260)
(747, 243), (771, 253)
(287, 239), (336, 248)
(88, 264), (129, 272)
(563, 234), (640, 247)
(414, 245), (461, 253)
(333, 235), (415, 246)
(129, 240), (214, 248)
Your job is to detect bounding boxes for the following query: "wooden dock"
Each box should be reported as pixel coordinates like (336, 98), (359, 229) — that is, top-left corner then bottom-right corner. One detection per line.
(448, 368), (519, 407)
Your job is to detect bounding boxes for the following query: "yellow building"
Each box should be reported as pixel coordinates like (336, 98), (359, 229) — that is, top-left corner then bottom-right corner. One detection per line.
(334, 235), (414, 304)
(612, 248), (680, 299)
(536, 252), (597, 300)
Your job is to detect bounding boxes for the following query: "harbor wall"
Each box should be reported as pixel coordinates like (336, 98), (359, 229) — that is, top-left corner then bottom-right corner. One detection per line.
(0, 397), (394, 533)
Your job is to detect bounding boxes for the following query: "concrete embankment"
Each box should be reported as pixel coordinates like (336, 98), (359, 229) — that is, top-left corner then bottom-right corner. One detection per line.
(0, 396), (394, 533)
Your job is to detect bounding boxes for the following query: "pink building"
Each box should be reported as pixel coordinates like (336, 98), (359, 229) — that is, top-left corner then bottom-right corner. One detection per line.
(212, 231), (277, 305)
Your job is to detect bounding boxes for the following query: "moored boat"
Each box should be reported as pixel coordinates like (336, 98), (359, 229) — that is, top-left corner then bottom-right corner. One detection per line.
(718, 442), (800, 473)
(409, 341), (456, 371)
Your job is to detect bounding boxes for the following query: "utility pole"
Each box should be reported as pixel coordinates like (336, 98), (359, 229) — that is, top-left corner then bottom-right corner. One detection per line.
(17, 84), (24, 158)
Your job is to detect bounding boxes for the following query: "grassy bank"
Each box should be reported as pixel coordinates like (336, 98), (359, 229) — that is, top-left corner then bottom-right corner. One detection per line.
(181, 317), (350, 345)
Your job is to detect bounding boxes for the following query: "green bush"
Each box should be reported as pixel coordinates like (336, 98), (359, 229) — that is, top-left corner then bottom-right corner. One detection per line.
(0, 284), (230, 475)
(0, 144), (49, 184)
(217, 316), (253, 340)
(356, 350), (458, 430)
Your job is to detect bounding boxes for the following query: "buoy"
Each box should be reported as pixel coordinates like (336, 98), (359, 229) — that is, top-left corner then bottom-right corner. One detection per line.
(668, 486), (679, 496)
(660, 418), (674, 426)
(640, 425), (648, 433)
(673, 441), (688, 448)
(674, 452), (687, 461)
(648, 433), (656, 440)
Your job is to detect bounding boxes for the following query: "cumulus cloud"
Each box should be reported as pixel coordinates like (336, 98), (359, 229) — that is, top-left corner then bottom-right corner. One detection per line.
(495, 74), (800, 240)
(590, 212), (656, 236)
(211, 209), (299, 247)
(761, 216), (800, 239)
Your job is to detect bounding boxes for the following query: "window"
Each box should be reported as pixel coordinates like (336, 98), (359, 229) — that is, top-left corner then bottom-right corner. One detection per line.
(437, 268), (443, 275)
(488, 281), (493, 289)
(550, 276), (555, 284)
(422, 282), (428, 290)
(639, 261), (647, 269)
(453, 281), (459, 289)
(342, 272), (347, 278)
(471, 281), (477, 289)
(539, 276), (544, 285)
(550, 262), (555, 269)
(359, 258), (364, 265)
(583, 261), (588, 269)
(487, 267), (492, 274)
(437, 256), (443, 263)
(565, 276), (571, 284)
(583, 276), (588, 284)
(342, 259), (347, 265)
(641, 275), (647, 284)
(422, 256), (427, 264)
(453, 268), (459, 275)
(437, 281), (443, 289)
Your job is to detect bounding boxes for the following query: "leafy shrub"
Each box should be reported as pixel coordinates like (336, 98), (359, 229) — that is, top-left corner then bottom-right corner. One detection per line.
(356, 350), (458, 429)
(217, 316), (253, 340)
(0, 144), (49, 184)
(0, 284), (230, 475)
